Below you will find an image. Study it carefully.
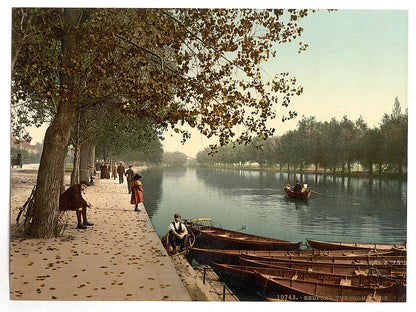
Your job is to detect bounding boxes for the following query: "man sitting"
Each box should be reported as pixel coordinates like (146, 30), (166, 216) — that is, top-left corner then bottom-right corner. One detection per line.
(59, 180), (94, 229)
(167, 213), (188, 253)
(293, 181), (302, 192)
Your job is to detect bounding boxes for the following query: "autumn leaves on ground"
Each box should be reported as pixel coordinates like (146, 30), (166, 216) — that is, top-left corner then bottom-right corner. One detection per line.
(9, 166), (191, 301)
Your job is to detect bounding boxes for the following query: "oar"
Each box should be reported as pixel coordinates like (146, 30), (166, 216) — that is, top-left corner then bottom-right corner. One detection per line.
(265, 189), (286, 196)
(311, 190), (324, 195)
(265, 192), (278, 196)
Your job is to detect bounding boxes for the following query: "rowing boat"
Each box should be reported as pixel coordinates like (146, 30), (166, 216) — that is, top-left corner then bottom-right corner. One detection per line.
(188, 247), (398, 265)
(284, 186), (311, 200)
(239, 256), (406, 277)
(254, 271), (405, 302)
(210, 262), (403, 289)
(238, 253), (406, 266)
(307, 239), (407, 251)
(160, 230), (194, 256)
(186, 222), (301, 250)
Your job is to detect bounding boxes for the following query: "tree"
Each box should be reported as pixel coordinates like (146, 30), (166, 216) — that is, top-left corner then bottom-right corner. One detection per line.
(361, 128), (383, 174)
(162, 152), (187, 167)
(339, 116), (358, 174)
(380, 98), (407, 174)
(296, 116), (322, 172)
(12, 8), (315, 238)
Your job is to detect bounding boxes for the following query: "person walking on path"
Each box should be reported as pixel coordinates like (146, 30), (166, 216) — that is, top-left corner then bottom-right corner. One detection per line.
(111, 162), (117, 180)
(105, 164), (110, 179)
(167, 213), (188, 253)
(100, 163), (106, 179)
(125, 166), (135, 193)
(117, 162), (125, 184)
(130, 173), (143, 212)
(59, 180), (94, 229)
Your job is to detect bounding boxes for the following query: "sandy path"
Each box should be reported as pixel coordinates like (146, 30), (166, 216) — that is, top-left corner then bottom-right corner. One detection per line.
(8, 166), (191, 301)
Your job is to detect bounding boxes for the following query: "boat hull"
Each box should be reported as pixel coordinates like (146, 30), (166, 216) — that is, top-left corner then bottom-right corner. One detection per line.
(188, 247), (398, 265)
(239, 253), (407, 266)
(186, 222), (301, 251)
(239, 256), (406, 277)
(211, 262), (402, 289)
(161, 231), (194, 256)
(254, 272), (405, 302)
(307, 239), (407, 251)
(284, 187), (311, 199)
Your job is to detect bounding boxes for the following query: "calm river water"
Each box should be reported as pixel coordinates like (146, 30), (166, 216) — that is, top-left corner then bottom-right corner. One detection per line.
(143, 167), (407, 248)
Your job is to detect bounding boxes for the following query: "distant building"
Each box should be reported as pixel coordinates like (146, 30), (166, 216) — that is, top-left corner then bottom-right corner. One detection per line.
(11, 135), (38, 154)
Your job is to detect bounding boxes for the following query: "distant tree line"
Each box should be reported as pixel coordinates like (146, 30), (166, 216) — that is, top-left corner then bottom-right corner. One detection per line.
(197, 98), (407, 176)
(162, 152), (188, 167)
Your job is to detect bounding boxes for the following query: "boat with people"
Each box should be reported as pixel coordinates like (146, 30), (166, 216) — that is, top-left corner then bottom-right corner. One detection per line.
(284, 184), (311, 199)
(160, 230), (195, 256)
(181, 216), (406, 301)
(307, 239), (407, 251)
(185, 219), (301, 251)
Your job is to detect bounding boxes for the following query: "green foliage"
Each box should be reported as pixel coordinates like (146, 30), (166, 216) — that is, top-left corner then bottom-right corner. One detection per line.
(12, 8), (314, 152)
(162, 152), (188, 167)
(197, 99), (408, 176)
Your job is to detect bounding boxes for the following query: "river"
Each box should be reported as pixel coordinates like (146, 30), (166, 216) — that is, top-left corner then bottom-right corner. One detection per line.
(143, 167), (407, 248)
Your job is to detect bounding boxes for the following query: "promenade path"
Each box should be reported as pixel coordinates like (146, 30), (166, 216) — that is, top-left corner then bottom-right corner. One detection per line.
(9, 169), (192, 302)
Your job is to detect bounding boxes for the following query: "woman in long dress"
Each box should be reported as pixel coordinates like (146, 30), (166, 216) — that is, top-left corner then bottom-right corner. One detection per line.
(130, 173), (143, 212)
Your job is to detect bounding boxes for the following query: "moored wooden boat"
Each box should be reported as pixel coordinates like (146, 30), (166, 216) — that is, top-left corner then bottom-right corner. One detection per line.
(188, 247), (398, 265)
(211, 262), (403, 289)
(161, 230), (194, 256)
(284, 186), (311, 200)
(254, 271), (406, 302)
(307, 239), (407, 251)
(186, 222), (301, 250)
(239, 256), (406, 277)
(239, 253), (407, 266)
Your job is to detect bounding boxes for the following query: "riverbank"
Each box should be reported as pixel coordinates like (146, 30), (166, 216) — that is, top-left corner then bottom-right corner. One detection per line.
(195, 164), (407, 180)
(9, 165), (193, 302)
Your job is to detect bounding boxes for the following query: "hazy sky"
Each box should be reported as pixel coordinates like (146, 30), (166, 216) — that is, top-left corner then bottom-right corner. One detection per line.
(162, 9), (409, 157)
(9, 4), (410, 158)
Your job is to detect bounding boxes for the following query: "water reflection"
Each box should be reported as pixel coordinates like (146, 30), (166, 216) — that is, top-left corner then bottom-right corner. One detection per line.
(141, 167), (163, 218)
(144, 167), (406, 245)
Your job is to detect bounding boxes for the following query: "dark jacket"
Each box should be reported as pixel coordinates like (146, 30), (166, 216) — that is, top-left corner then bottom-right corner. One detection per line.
(117, 165), (125, 175)
(59, 184), (89, 211)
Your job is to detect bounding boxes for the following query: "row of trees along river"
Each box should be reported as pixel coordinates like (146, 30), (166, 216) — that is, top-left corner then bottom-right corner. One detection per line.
(12, 8), (315, 238)
(197, 98), (407, 177)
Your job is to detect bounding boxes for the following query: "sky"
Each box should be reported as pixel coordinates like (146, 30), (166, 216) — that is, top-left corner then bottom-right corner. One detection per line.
(3, 2), (412, 159)
(162, 8), (409, 157)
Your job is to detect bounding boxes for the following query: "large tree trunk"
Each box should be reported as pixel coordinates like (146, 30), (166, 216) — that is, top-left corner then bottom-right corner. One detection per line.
(70, 113), (81, 186)
(80, 142), (95, 182)
(70, 142), (81, 186)
(28, 9), (82, 238)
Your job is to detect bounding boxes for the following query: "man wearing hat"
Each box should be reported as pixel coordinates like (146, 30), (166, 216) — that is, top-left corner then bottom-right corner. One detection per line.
(167, 213), (188, 253)
(59, 180), (94, 229)
(125, 166), (135, 193)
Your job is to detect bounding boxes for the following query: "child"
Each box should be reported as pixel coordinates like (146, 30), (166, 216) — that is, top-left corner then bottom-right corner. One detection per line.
(130, 173), (143, 212)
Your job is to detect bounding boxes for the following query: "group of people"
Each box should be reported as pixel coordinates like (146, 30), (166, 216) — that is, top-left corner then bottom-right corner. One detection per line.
(60, 162), (144, 229)
(293, 180), (308, 193)
(59, 164), (187, 254)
